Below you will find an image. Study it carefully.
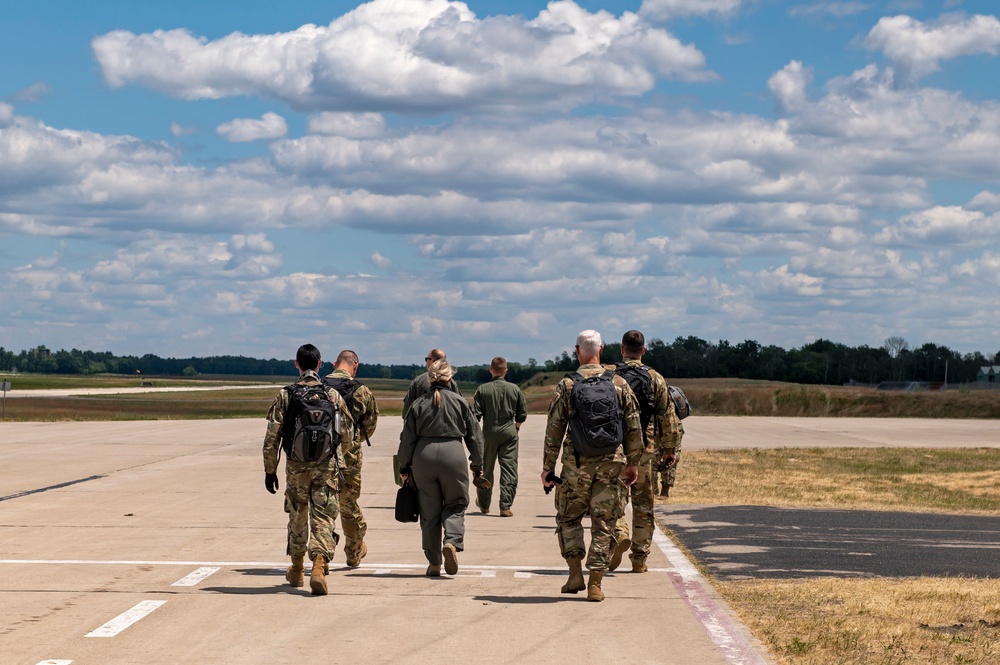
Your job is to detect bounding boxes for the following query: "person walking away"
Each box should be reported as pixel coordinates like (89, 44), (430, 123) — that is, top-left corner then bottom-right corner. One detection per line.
(262, 344), (353, 596)
(402, 348), (462, 419)
(541, 330), (642, 602)
(324, 349), (379, 568)
(398, 359), (485, 577)
(472, 356), (527, 517)
(609, 330), (684, 573)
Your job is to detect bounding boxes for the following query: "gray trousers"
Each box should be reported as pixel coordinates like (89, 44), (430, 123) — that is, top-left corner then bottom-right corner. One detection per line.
(412, 439), (470, 566)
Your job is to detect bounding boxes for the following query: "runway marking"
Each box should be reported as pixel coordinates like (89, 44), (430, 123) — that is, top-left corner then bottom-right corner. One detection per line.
(171, 566), (220, 586)
(0, 558), (675, 575)
(35, 661), (73, 665)
(85, 600), (166, 638)
(653, 528), (769, 665)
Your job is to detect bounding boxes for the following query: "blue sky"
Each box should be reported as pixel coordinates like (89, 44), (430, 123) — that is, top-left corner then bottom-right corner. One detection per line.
(2, 0), (999, 366)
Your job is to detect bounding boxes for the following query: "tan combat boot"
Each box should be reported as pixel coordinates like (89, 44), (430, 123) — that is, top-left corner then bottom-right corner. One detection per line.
(346, 541), (368, 568)
(631, 556), (648, 573)
(310, 554), (328, 596)
(609, 537), (631, 572)
(587, 570), (605, 602)
(285, 555), (305, 587)
(560, 557), (586, 594)
(442, 543), (459, 575)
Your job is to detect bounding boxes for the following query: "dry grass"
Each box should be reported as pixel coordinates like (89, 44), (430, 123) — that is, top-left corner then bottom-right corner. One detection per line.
(523, 375), (1000, 417)
(666, 448), (1000, 663)
(670, 448), (1000, 515)
(717, 577), (1000, 664)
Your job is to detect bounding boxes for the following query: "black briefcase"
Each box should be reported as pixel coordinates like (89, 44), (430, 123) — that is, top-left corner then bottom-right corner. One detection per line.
(394, 483), (419, 523)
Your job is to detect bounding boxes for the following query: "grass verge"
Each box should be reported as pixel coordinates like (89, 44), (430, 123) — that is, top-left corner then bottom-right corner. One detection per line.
(665, 448), (1000, 664)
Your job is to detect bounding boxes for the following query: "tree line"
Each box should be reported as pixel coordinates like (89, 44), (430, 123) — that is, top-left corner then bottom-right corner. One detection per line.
(1, 337), (997, 386)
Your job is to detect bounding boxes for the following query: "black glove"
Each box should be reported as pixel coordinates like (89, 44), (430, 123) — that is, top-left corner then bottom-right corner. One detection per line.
(264, 472), (279, 494)
(543, 471), (563, 495)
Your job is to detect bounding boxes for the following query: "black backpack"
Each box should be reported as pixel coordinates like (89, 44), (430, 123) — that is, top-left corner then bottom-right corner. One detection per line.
(566, 370), (623, 459)
(614, 362), (657, 445)
(281, 384), (341, 463)
(322, 376), (372, 446)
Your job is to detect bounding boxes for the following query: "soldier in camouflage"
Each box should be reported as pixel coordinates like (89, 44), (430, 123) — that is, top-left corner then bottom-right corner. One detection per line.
(262, 344), (353, 596)
(326, 349), (379, 568)
(541, 330), (643, 602)
(610, 330), (684, 573)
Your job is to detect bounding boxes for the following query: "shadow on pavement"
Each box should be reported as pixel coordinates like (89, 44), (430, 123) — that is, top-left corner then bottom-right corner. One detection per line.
(657, 504), (1000, 580)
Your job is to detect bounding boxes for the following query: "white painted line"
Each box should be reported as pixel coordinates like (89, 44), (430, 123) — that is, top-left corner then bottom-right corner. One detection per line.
(374, 569), (392, 575)
(0, 558), (675, 575)
(514, 571), (532, 579)
(36, 661), (73, 665)
(653, 529), (769, 665)
(85, 600), (166, 638)
(171, 566), (220, 587)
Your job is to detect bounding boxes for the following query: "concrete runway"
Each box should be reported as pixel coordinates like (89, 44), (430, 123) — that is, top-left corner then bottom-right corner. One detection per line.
(2, 415), (998, 664)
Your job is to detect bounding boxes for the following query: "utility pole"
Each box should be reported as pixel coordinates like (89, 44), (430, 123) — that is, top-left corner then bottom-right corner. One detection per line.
(944, 359), (948, 390)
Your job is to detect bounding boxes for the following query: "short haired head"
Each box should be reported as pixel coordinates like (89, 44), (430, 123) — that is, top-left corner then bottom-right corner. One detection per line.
(490, 356), (507, 374)
(575, 330), (603, 358)
(335, 349), (359, 367)
(425, 348), (446, 366)
(621, 330), (645, 357)
(296, 344), (322, 372)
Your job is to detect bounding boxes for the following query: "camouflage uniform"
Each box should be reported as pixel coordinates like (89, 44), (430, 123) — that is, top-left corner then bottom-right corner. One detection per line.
(326, 368), (379, 563)
(472, 376), (528, 513)
(402, 372), (462, 419)
(612, 360), (684, 566)
(543, 364), (642, 571)
(262, 370), (353, 562)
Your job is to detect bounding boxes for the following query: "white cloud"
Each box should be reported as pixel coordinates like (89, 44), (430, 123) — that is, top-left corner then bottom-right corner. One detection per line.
(216, 112), (287, 142)
(768, 60), (811, 114)
(0, 103), (12, 126)
(170, 121), (197, 137)
(788, 2), (873, 18)
(92, 0), (711, 112)
(639, 0), (744, 21)
(371, 251), (392, 268)
(12, 82), (52, 102)
(873, 205), (998, 246)
(308, 112), (385, 138)
(866, 13), (1000, 84)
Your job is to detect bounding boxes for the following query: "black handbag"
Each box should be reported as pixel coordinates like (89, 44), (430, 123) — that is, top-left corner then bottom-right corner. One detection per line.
(394, 483), (420, 523)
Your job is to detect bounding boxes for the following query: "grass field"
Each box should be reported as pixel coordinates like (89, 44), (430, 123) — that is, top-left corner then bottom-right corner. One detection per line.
(669, 448), (1000, 664)
(3, 373), (999, 420)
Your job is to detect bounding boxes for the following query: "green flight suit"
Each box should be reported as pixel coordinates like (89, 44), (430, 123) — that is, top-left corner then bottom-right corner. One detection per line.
(472, 376), (528, 512)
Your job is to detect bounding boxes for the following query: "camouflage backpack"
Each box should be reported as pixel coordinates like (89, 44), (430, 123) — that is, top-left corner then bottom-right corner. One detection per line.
(322, 376), (371, 446)
(281, 384), (342, 463)
(566, 370), (623, 459)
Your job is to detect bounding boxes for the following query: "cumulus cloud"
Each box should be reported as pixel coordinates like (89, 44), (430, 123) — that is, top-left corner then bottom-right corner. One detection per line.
(866, 13), (1000, 84)
(216, 112), (287, 142)
(371, 251), (392, 268)
(769, 60), (812, 114)
(308, 112), (385, 137)
(92, 0), (711, 112)
(0, 103), (12, 126)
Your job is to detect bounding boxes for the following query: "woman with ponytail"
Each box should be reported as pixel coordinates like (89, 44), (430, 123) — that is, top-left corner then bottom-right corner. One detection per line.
(398, 359), (485, 576)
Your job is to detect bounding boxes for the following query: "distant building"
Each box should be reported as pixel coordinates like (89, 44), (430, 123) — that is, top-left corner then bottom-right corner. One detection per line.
(976, 366), (1000, 389)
